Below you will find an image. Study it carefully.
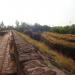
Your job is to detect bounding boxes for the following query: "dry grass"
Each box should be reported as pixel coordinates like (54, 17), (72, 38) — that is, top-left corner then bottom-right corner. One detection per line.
(17, 32), (75, 72)
(41, 32), (75, 48)
(42, 32), (75, 42)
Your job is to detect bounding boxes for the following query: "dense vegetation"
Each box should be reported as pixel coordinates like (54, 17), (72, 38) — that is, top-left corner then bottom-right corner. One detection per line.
(15, 21), (75, 34)
(0, 21), (75, 34)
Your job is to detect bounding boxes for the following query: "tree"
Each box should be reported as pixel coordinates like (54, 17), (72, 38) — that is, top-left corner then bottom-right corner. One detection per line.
(16, 20), (19, 26)
(0, 21), (4, 31)
(15, 20), (20, 31)
(1, 21), (4, 28)
(70, 24), (75, 34)
(43, 25), (51, 32)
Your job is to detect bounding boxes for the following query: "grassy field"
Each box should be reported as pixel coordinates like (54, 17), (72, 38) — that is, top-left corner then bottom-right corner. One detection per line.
(17, 32), (75, 74)
(41, 32), (75, 60)
(42, 32), (75, 42)
(41, 32), (75, 48)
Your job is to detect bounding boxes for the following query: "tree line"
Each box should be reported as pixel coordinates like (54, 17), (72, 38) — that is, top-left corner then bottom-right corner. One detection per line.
(0, 21), (75, 34)
(15, 21), (75, 34)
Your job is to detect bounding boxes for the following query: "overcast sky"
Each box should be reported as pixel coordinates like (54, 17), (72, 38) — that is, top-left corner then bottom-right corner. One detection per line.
(0, 0), (75, 26)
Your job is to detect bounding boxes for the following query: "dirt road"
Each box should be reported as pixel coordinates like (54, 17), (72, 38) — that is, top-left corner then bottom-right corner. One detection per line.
(0, 33), (16, 74)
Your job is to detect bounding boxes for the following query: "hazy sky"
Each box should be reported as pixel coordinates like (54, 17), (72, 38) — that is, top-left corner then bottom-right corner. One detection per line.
(0, 0), (75, 26)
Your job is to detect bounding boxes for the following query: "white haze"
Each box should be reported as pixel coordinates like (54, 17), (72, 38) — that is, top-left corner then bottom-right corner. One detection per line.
(0, 0), (75, 26)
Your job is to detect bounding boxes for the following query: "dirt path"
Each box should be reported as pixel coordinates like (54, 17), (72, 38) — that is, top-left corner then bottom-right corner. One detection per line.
(2, 41), (16, 74)
(0, 33), (16, 74)
(0, 34), (9, 71)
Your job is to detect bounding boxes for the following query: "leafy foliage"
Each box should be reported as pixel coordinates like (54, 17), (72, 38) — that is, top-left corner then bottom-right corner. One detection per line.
(15, 21), (75, 34)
